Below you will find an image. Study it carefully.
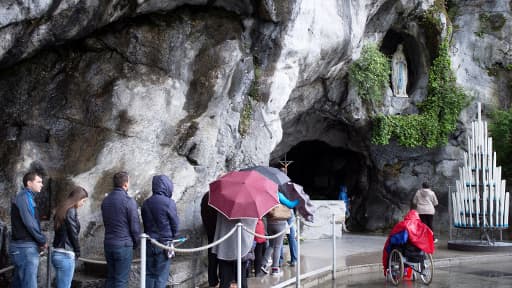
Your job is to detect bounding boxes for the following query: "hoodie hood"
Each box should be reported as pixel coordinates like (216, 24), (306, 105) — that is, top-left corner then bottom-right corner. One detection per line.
(152, 175), (173, 198)
(420, 188), (432, 197)
(403, 209), (420, 221)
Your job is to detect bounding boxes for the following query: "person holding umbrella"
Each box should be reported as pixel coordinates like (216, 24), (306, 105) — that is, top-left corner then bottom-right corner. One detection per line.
(211, 213), (256, 288)
(208, 170), (280, 287)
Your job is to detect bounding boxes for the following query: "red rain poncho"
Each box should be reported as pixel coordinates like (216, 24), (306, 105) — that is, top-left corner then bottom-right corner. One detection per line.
(382, 210), (435, 274)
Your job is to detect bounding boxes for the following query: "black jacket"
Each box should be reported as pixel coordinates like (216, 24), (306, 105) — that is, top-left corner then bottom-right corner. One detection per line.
(141, 175), (179, 243)
(101, 187), (141, 248)
(52, 207), (80, 256)
(10, 188), (46, 247)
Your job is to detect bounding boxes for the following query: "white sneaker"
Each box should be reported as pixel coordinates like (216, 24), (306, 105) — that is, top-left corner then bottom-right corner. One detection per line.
(434, 238), (438, 243)
(260, 264), (269, 274)
(271, 267), (283, 277)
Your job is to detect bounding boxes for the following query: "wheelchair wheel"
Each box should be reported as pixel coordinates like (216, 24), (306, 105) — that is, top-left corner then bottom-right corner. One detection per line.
(388, 249), (404, 286)
(419, 253), (434, 285)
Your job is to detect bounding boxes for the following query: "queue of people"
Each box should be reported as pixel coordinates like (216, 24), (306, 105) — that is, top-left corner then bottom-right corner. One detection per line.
(8, 170), (308, 288)
(8, 171), (180, 288)
(201, 190), (299, 288)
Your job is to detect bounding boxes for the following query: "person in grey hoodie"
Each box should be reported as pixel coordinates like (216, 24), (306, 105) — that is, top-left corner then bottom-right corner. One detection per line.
(141, 175), (179, 288)
(413, 182), (439, 242)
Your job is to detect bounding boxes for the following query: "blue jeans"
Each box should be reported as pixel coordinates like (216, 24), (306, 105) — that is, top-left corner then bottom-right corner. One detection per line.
(51, 250), (75, 288)
(279, 212), (298, 264)
(9, 245), (40, 288)
(104, 245), (133, 288)
(287, 212), (298, 263)
(145, 244), (171, 288)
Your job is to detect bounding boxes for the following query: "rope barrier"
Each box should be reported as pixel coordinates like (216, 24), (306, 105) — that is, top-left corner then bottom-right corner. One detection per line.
(154, 225), (239, 253)
(241, 222), (293, 240)
(0, 265), (14, 275)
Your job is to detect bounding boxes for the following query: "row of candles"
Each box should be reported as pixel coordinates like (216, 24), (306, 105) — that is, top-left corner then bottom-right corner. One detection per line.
(452, 103), (509, 228)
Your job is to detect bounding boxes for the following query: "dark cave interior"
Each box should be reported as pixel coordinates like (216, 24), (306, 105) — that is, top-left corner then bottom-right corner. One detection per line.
(274, 140), (366, 201)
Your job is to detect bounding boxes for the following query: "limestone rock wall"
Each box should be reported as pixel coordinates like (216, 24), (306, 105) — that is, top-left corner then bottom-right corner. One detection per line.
(1, 0), (511, 286)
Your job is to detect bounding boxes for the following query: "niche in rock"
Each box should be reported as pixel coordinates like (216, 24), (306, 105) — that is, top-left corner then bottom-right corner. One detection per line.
(275, 140), (366, 201)
(380, 29), (426, 95)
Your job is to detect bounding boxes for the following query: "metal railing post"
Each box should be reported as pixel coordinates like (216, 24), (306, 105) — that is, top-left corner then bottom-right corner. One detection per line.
(47, 246), (51, 288)
(296, 216), (301, 288)
(332, 213), (336, 280)
(237, 223), (242, 288)
(140, 233), (148, 288)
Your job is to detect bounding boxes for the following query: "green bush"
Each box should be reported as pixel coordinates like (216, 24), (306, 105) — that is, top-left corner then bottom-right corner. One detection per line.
(349, 44), (390, 104)
(489, 108), (512, 184)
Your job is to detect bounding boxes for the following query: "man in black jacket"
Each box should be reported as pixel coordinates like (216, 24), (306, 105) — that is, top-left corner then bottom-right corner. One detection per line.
(141, 175), (179, 288)
(9, 171), (47, 288)
(101, 171), (141, 288)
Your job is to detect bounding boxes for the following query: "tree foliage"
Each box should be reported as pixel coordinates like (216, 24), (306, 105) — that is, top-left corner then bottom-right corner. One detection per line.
(489, 108), (512, 184)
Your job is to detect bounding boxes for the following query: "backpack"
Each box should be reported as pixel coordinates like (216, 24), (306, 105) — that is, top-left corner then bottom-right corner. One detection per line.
(267, 204), (291, 220)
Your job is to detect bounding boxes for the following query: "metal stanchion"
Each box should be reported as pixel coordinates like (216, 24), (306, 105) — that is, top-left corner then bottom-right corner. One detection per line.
(237, 223), (242, 288)
(140, 233), (148, 288)
(296, 216), (301, 288)
(332, 213), (336, 280)
(47, 246), (51, 288)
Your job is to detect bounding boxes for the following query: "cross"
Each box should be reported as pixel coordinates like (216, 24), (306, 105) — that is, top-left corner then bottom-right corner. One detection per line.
(279, 154), (293, 175)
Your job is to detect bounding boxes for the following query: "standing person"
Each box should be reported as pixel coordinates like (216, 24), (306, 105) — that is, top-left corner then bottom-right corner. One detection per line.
(101, 171), (141, 288)
(338, 185), (350, 232)
(9, 171), (47, 288)
(253, 218), (266, 277)
(200, 192), (219, 287)
(141, 175), (179, 288)
(261, 192), (298, 276)
(413, 182), (439, 243)
(284, 210), (298, 266)
(51, 186), (89, 288)
(212, 213), (256, 288)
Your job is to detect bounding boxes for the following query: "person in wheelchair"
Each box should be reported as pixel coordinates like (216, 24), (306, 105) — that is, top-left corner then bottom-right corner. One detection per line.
(382, 208), (435, 277)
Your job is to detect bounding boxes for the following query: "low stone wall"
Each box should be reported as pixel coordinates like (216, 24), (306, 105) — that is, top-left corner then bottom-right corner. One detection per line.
(301, 200), (346, 240)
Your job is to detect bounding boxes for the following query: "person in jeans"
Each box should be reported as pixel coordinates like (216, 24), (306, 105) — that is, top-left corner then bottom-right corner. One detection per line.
(141, 175), (179, 288)
(9, 171), (48, 288)
(51, 186), (89, 288)
(261, 192), (298, 276)
(279, 209), (298, 267)
(101, 171), (141, 288)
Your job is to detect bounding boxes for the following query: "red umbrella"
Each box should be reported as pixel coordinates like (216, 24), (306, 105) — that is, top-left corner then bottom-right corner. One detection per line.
(209, 171), (279, 219)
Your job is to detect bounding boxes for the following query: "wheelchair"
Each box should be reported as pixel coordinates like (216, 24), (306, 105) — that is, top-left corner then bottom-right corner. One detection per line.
(387, 243), (434, 286)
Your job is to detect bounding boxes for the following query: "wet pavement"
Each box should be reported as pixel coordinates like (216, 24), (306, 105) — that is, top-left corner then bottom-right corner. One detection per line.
(246, 233), (512, 288)
(315, 256), (512, 287)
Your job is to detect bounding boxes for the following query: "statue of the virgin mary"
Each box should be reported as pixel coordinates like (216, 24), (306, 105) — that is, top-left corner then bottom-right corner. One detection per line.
(392, 44), (408, 97)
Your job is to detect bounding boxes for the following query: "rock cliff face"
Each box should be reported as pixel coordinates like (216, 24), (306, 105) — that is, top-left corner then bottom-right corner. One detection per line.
(1, 0), (511, 285)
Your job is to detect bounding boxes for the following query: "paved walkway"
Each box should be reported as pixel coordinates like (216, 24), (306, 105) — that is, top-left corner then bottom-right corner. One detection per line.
(246, 233), (512, 288)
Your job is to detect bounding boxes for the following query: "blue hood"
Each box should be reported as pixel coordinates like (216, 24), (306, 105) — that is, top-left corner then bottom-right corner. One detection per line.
(152, 175), (173, 198)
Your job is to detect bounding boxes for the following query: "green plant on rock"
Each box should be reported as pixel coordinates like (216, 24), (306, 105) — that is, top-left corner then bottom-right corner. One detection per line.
(372, 31), (468, 148)
(489, 108), (512, 184)
(478, 13), (506, 36)
(349, 44), (390, 104)
(238, 100), (252, 137)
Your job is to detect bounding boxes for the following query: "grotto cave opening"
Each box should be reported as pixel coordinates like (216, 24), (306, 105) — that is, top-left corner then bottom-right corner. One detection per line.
(272, 140), (366, 202)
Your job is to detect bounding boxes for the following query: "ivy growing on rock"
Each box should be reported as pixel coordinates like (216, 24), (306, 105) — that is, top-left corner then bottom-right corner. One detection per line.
(372, 31), (468, 148)
(349, 44), (390, 104)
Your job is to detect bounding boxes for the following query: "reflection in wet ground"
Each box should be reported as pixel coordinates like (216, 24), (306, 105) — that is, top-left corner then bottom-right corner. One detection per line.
(318, 256), (512, 288)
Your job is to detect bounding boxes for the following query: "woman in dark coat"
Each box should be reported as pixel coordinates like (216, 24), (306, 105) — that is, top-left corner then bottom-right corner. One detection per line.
(51, 186), (88, 288)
